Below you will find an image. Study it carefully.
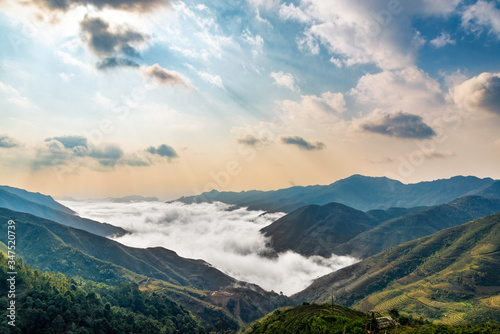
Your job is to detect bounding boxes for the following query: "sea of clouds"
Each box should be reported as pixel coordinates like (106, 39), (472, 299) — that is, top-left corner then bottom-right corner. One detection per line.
(61, 200), (358, 295)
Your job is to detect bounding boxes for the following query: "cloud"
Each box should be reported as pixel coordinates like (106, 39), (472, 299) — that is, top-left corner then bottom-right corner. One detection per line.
(80, 16), (147, 69)
(97, 57), (139, 70)
(32, 0), (168, 12)
(146, 144), (178, 159)
(237, 135), (271, 147)
(278, 0), (462, 70)
(360, 110), (436, 139)
(0, 81), (34, 109)
(462, 0), (500, 38)
(0, 135), (21, 148)
(449, 72), (500, 115)
(141, 64), (192, 88)
(278, 91), (346, 122)
(351, 67), (444, 116)
(242, 28), (264, 57)
(45, 135), (88, 149)
(430, 31), (455, 48)
(270, 71), (299, 92)
(33, 136), (153, 169)
(281, 136), (325, 151)
(87, 144), (124, 166)
(62, 200), (357, 295)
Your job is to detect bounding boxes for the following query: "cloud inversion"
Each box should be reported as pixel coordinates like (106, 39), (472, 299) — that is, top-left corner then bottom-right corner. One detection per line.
(63, 200), (358, 295)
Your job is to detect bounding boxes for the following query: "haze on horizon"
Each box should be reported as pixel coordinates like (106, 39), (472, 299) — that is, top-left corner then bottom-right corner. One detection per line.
(1, 0), (500, 199)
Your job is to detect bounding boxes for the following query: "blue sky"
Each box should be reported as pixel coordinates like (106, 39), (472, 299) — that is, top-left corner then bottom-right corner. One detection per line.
(0, 0), (499, 198)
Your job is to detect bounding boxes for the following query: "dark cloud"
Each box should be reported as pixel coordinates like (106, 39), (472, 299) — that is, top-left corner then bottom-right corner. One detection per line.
(35, 136), (148, 169)
(34, 0), (168, 13)
(361, 111), (436, 139)
(237, 135), (271, 147)
(0, 135), (21, 148)
(88, 144), (124, 166)
(80, 16), (147, 70)
(45, 135), (88, 149)
(141, 64), (191, 87)
(97, 57), (139, 70)
(146, 144), (178, 159)
(280, 136), (325, 151)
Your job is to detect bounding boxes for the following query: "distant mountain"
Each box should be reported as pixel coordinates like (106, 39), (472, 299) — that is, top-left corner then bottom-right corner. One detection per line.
(293, 212), (500, 324)
(260, 203), (379, 257)
(107, 195), (159, 203)
(0, 185), (75, 214)
(334, 196), (500, 259)
(174, 175), (495, 212)
(475, 180), (500, 199)
(0, 188), (125, 237)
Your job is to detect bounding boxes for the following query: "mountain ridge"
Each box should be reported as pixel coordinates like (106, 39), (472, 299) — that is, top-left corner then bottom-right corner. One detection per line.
(173, 174), (496, 212)
(293, 212), (500, 324)
(0, 187), (126, 237)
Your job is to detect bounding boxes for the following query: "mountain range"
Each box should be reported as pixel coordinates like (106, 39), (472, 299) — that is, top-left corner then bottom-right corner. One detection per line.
(1, 175), (500, 329)
(0, 187), (125, 237)
(174, 175), (496, 212)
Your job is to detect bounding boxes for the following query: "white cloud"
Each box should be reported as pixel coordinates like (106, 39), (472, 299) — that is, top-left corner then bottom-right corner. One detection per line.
(278, 0), (463, 70)
(430, 31), (456, 48)
(350, 67), (444, 117)
(449, 72), (500, 115)
(184, 63), (225, 90)
(329, 57), (343, 68)
(242, 28), (264, 57)
(277, 91), (346, 126)
(0, 81), (34, 109)
(270, 71), (299, 92)
(279, 3), (310, 23)
(462, 0), (500, 38)
(63, 200), (358, 295)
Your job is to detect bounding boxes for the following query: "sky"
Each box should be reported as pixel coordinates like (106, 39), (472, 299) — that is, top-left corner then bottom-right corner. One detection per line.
(61, 199), (357, 295)
(1, 0), (500, 199)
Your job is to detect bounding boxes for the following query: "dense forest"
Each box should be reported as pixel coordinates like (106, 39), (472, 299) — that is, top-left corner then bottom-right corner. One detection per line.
(0, 252), (237, 333)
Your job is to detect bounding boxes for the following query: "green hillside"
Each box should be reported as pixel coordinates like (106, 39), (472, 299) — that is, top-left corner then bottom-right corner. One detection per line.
(294, 212), (500, 324)
(334, 196), (500, 259)
(0, 208), (235, 290)
(242, 303), (500, 334)
(0, 252), (237, 333)
(260, 203), (379, 257)
(0, 208), (291, 326)
(242, 303), (367, 334)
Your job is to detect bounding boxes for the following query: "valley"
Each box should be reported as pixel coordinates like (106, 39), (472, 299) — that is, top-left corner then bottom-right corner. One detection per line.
(1, 174), (500, 332)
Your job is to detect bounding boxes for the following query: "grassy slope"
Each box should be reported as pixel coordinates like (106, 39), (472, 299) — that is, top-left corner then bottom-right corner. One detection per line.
(294, 213), (500, 324)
